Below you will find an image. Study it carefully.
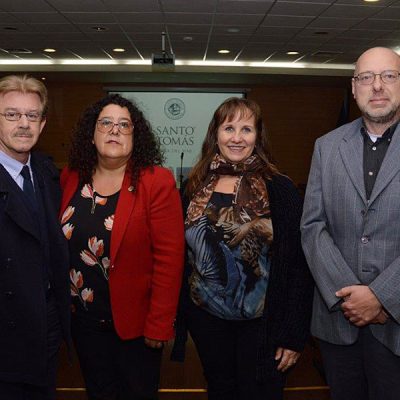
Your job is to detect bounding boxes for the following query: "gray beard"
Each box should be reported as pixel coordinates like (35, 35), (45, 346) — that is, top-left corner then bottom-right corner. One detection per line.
(363, 106), (400, 124)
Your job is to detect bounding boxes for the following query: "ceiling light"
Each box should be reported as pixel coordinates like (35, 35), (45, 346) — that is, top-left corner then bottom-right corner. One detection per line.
(363, 0), (380, 2)
(183, 36), (193, 42)
(113, 48), (125, 52)
(91, 26), (107, 31)
(41, 77), (46, 81)
(43, 48), (56, 53)
(287, 51), (299, 55)
(227, 28), (240, 33)
(5, 48), (32, 54)
(218, 49), (230, 54)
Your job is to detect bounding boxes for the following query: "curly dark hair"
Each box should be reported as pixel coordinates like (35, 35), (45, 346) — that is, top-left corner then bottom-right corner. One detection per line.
(69, 94), (164, 192)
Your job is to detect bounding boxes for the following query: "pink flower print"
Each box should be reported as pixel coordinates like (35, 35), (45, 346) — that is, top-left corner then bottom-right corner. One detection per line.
(81, 236), (109, 280)
(61, 206), (75, 224)
(104, 215), (114, 231)
(70, 269), (83, 289)
(95, 197), (107, 206)
(70, 284), (79, 297)
(81, 184), (94, 199)
(81, 288), (94, 303)
(69, 268), (94, 310)
(81, 184), (107, 213)
(80, 249), (97, 266)
(102, 257), (110, 271)
(62, 223), (74, 240)
(88, 237), (104, 257)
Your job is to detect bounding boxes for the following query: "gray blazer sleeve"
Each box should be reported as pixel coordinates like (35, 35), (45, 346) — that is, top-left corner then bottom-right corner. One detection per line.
(300, 138), (361, 311)
(369, 250), (400, 323)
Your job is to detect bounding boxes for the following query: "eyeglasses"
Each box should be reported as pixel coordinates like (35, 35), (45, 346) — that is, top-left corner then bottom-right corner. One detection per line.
(96, 118), (133, 135)
(0, 111), (42, 122)
(353, 70), (400, 85)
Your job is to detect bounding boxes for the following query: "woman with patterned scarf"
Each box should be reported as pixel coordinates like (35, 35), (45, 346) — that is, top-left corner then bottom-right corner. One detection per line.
(171, 97), (314, 400)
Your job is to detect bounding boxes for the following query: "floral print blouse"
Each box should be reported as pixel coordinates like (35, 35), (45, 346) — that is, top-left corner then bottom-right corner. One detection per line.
(61, 183), (119, 320)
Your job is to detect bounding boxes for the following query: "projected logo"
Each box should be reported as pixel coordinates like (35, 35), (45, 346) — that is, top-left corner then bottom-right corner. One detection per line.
(164, 98), (185, 120)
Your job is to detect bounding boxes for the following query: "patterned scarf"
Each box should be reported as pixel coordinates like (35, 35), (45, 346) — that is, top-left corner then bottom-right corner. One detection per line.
(186, 154), (271, 226)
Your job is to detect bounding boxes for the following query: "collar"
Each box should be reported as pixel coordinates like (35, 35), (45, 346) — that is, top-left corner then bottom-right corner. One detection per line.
(360, 120), (398, 142)
(0, 150), (32, 181)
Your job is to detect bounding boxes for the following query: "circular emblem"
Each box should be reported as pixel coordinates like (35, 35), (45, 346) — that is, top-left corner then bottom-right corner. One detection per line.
(164, 98), (185, 120)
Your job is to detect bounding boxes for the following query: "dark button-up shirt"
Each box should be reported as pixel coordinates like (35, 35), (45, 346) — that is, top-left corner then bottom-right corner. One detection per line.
(362, 122), (398, 200)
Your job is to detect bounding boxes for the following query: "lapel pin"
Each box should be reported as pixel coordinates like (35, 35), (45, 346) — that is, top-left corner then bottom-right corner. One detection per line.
(128, 186), (134, 192)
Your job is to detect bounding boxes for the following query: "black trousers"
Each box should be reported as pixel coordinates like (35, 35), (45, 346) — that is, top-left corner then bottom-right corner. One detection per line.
(71, 314), (163, 400)
(0, 292), (62, 400)
(319, 326), (400, 400)
(186, 300), (286, 400)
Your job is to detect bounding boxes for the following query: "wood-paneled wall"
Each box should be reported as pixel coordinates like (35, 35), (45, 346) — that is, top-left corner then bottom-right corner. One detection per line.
(35, 80), (360, 188)
(36, 82), (106, 167)
(251, 86), (349, 185)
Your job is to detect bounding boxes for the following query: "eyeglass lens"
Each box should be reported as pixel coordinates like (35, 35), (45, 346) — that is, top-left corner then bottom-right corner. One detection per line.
(97, 119), (132, 134)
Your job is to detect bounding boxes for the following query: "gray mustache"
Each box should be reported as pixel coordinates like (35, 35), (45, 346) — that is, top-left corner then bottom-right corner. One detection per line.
(14, 131), (33, 138)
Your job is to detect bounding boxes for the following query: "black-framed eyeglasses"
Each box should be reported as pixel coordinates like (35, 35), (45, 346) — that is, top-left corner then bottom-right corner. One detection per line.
(96, 118), (133, 135)
(353, 70), (400, 85)
(0, 111), (43, 122)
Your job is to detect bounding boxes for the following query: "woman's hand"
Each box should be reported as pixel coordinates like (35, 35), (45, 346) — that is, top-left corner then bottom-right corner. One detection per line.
(144, 337), (165, 349)
(275, 347), (300, 372)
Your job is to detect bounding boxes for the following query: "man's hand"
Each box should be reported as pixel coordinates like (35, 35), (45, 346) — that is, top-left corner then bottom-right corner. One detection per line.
(336, 285), (382, 327)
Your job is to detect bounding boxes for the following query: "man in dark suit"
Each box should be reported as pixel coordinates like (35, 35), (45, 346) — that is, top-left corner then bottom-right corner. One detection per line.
(0, 74), (70, 399)
(301, 47), (400, 400)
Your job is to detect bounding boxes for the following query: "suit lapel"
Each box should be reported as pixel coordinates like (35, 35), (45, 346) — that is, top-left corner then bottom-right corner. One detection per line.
(110, 172), (136, 265)
(339, 121), (367, 204)
(31, 155), (59, 232)
(368, 124), (400, 205)
(0, 164), (41, 240)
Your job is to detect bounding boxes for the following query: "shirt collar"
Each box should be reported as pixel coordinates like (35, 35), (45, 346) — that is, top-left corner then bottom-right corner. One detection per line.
(0, 150), (32, 180)
(360, 120), (398, 141)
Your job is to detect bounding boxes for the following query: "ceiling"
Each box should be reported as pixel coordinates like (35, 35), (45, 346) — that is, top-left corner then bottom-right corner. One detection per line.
(0, 0), (400, 76)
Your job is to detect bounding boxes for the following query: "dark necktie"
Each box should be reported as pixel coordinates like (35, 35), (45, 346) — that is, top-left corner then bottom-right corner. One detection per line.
(20, 165), (37, 207)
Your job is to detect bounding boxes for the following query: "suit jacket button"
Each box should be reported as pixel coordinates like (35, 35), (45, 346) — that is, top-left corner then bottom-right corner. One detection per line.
(4, 291), (13, 297)
(361, 236), (369, 244)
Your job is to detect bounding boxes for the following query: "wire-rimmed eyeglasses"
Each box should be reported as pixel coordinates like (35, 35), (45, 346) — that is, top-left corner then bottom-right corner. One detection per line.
(96, 118), (133, 135)
(353, 70), (400, 85)
(0, 111), (43, 122)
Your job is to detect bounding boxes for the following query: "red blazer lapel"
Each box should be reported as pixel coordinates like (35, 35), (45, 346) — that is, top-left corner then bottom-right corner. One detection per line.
(60, 168), (137, 269)
(110, 172), (136, 266)
(59, 168), (79, 218)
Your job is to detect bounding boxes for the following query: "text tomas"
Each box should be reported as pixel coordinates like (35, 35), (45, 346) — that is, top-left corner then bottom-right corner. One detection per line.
(155, 126), (195, 146)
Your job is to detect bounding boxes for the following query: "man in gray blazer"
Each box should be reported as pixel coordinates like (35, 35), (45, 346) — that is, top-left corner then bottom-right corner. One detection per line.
(301, 47), (400, 400)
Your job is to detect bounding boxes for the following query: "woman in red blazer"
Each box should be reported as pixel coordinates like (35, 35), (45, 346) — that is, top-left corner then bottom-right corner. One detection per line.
(60, 94), (184, 400)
